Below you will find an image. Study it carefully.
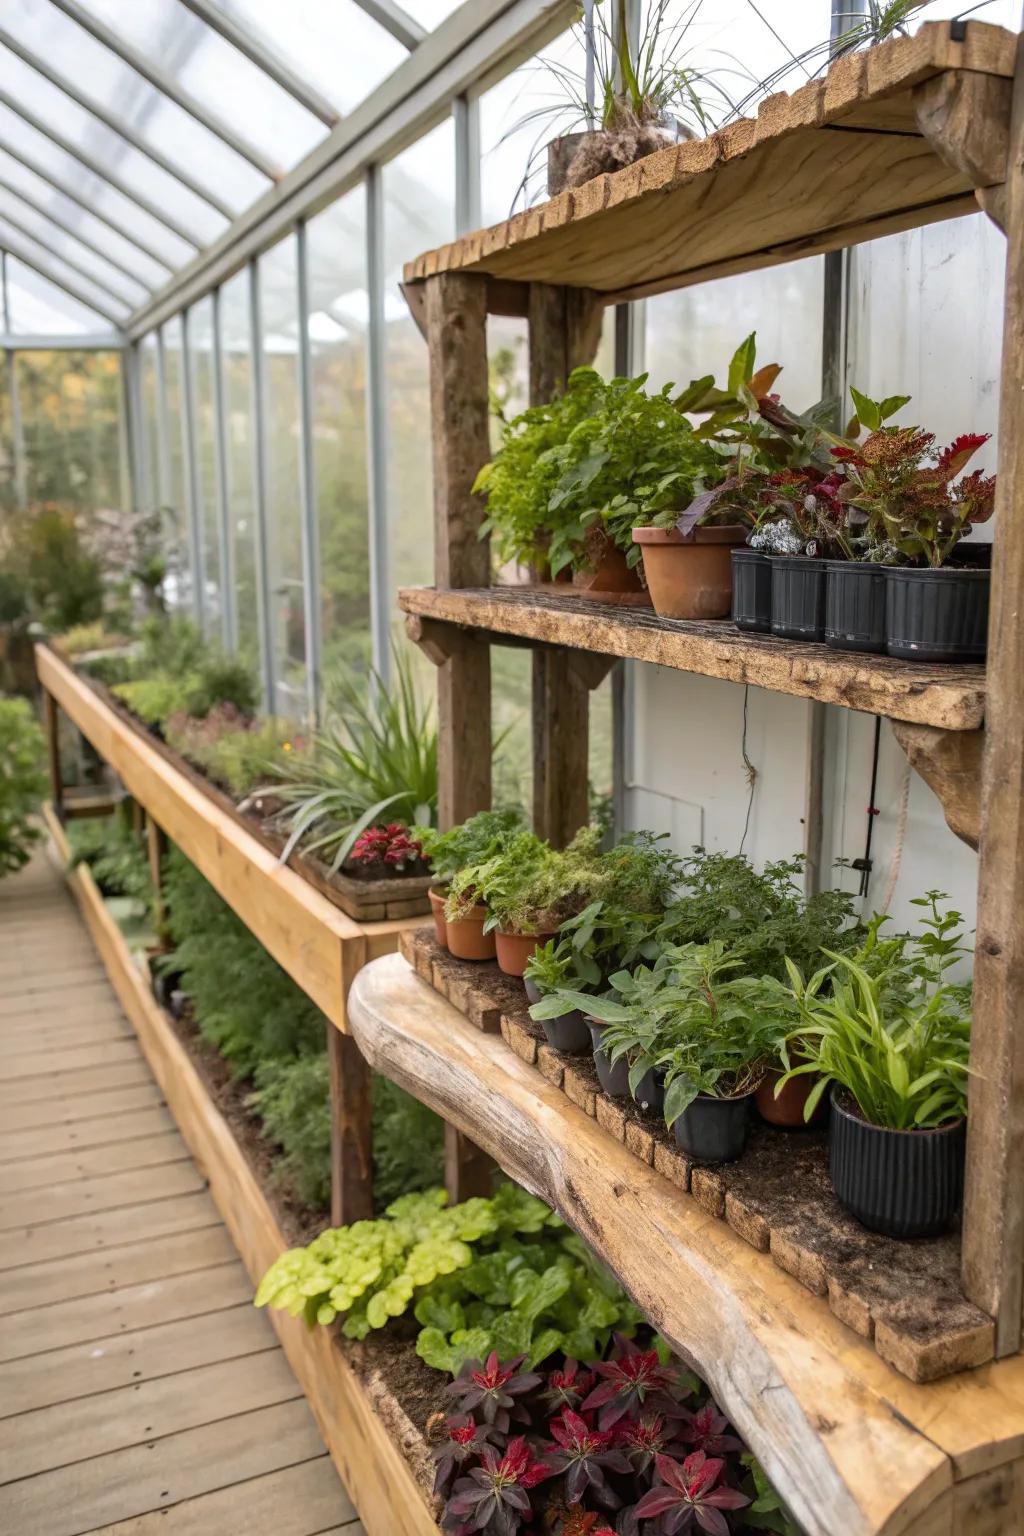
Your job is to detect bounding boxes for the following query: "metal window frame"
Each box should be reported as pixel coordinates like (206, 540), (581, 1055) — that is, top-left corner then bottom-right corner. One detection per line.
(247, 257), (276, 712)
(175, 0), (340, 128)
(0, 171), (154, 295)
(0, 25), (236, 219)
(1, 251), (27, 509)
(0, 203), (138, 312)
(0, 229), (125, 327)
(211, 286), (236, 651)
(354, 0), (427, 52)
(364, 162), (390, 685)
(178, 306), (206, 629)
(295, 217), (321, 722)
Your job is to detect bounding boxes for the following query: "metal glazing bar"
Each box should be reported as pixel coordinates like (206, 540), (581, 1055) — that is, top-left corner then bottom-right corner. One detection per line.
(0, 331), (122, 348)
(364, 163), (390, 685)
(0, 27), (236, 219)
(179, 307), (206, 628)
(247, 258), (276, 712)
(119, 344), (136, 514)
(175, 0), (340, 128)
(352, 0), (426, 50)
(154, 326), (172, 509)
(0, 173), (154, 294)
(126, 339), (148, 509)
(47, 0), (282, 181)
(453, 95), (481, 236)
(295, 219), (321, 723)
(0, 230), (125, 326)
(0, 85), (200, 254)
(211, 286), (235, 651)
(1, 251), (27, 510)
(0, 206), (131, 310)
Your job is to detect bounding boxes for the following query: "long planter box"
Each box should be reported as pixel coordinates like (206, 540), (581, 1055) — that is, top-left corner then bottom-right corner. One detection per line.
(36, 642), (422, 1029)
(44, 803), (440, 1536)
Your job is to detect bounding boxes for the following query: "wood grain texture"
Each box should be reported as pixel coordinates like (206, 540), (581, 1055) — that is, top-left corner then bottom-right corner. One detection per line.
(349, 954), (1024, 1535)
(403, 23), (1016, 301)
(398, 585), (987, 728)
(891, 723), (983, 848)
(328, 1026), (374, 1227)
(59, 842), (440, 1536)
(963, 32), (1024, 1356)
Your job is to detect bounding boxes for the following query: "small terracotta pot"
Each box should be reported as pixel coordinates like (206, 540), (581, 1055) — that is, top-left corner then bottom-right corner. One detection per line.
(428, 887), (449, 949)
(446, 905), (497, 962)
(632, 525), (748, 620)
(573, 529), (644, 595)
(755, 1068), (828, 1130)
(495, 928), (558, 978)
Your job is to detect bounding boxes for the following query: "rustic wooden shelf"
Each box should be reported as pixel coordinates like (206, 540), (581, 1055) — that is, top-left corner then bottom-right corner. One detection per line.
(400, 584), (987, 729)
(403, 22), (1015, 303)
(399, 925), (992, 1385)
(44, 810), (440, 1536)
(348, 951), (1024, 1536)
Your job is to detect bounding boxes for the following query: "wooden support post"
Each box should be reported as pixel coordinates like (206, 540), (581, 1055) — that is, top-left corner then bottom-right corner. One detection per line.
(424, 269), (496, 1200)
(42, 689), (63, 818)
(527, 283), (604, 847)
(962, 35), (1024, 1355)
(146, 814), (169, 933)
(328, 1025), (374, 1227)
(891, 722), (983, 850)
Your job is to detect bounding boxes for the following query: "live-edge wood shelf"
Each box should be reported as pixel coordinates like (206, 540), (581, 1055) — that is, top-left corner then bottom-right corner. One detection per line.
(400, 584), (986, 729)
(348, 952), (1024, 1536)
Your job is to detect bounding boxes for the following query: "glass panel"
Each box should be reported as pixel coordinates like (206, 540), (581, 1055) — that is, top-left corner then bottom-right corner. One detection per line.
(210, 0), (406, 114)
(1, 184), (149, 308)
(0, 355), (12, 514)
(478, 28), (588, 219)
(400, 0), (464, 26)
(0, 103), (197, 269)
(189, 296), (222, 636)
(306, 187), (372, 694)
(14, 349), (124, 513)
(138, 333), (160, 509)
(260, 232), (307, 716)
(4, 256), (112, 334)
(0, 3), (267, 214)
(220, 268), (259, 666)
(77, 0), (327, 171)
(382, 117), (455, 639)
(161, 317), (192, 613)
(0, 217), (131, 323)
(0, 143), (170, 291)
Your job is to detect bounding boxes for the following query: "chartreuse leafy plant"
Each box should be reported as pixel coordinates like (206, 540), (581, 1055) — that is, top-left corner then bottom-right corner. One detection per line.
(778, 894), (972, 1129)
(415, 807), (524, 889)
(0, 697), (47, 878)
(255, 1184), (642, 1374)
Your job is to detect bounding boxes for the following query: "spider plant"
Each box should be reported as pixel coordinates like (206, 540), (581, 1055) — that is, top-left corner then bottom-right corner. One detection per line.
(271, 647), (438, 874)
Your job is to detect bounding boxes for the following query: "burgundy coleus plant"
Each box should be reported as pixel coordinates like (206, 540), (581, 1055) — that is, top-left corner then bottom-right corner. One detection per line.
(679, 1403), (743, 1458)
(349, 821), (425, 869)
(616, 1413), (678, 1475)
(446, 1352), (542, 1435)
(444, 1436), (551, 1536)
(544, 1409), (632, 1508)
(582, 1336), (675, 1430)
(539, 1359), (595, 1416)
(432, 1416), (499, 1495)
(633, 1451), (750, 1536)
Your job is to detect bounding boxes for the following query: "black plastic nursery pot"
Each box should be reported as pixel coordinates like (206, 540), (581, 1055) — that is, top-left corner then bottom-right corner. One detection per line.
(673, 1091), (753, 1162)
(828, 1089), (966, 1239)
(883, 566), (990, 662)
(770, 556), (826, 642)
(825, 561), (886, 654)
(731, 549), (772, 632)
(585, 1021), (662, 1111)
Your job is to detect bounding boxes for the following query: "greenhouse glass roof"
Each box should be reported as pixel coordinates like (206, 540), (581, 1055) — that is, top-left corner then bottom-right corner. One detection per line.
(0, 0), (480, 335)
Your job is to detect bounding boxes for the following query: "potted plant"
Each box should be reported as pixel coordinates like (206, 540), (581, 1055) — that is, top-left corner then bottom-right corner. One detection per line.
(523, 937), (594, 1053)
(777, 894), (972, 1237)
(827, 409), (995, 661)
(416, 810), (523, 950)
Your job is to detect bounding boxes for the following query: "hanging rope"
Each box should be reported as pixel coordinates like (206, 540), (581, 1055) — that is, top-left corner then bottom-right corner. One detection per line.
(879, 760), (912, 914)
(738, 684), (758, 856)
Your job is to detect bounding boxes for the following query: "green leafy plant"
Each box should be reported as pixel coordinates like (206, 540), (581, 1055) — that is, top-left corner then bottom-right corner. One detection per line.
(164, 706), (301, 797)
(415, 808), (524, 889)
(0, 697), (47, 878)
(777, 896), (972, 1129)
(55, 620), (129, 657)
(271, 647), (437, 873)
(68, 812), (153, 909)
(256, 1183), (641, 1374)
(3, 503), (104, 631)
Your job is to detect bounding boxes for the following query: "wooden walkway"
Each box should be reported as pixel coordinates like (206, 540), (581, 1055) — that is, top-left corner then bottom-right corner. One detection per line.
(0, 850), (363, 1536)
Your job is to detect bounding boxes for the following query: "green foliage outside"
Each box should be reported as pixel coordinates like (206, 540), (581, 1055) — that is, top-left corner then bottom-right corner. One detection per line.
(2, 503), (104, 631)
(69, 811), (154, 911)
(111, 617), (258, 727)
(256, 1184), (642, 1376)
(0, 697), (46, 878)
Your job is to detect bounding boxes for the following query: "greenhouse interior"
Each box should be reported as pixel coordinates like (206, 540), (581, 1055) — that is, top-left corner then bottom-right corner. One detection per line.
(3, 1), (1024, 1533)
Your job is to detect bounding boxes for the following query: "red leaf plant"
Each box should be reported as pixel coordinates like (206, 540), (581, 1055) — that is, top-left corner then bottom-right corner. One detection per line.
(679, 1402), (744, 1458)
(543, 1409), (632, 1508)
(539, 1359), (596, 1416)
(444, 1436), (552, 1536)
(432, 1416), (500, 1495)
(633, 1451), (750, 1536)
(349, 821), (426, 870)
(446, 1352), (542, 1434)
(582, 1335), (675, 1430)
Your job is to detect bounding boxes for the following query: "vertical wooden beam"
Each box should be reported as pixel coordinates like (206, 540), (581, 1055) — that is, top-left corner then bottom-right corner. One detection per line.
(146, 814), (169, 932)
(528, 283), (604, 847)
(42, 689), (63, 818)
(424, 270), (496, 1199)
(962, 35), (1024, 1355)
(328, 1024), (374, 1227)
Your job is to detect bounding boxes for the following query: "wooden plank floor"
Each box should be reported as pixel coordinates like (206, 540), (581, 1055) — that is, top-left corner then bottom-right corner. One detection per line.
(0, 851), (363, 1536)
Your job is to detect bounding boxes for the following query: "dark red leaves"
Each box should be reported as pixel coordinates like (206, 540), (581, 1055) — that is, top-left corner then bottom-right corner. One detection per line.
(350, 822), (424, 868)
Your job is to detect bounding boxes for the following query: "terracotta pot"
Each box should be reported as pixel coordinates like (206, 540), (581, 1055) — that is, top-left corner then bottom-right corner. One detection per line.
(446, 905), (497, 962)
(495, 928), (558, 978)
(428, 887), (449, 949)
(573, 529), (644, 595)
(755, 1068), (828, 1130)
(632, 525), (748, 620)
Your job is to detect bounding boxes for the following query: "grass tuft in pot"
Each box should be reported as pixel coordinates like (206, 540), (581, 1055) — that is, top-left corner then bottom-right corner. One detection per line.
(777, 894), (972, 1237)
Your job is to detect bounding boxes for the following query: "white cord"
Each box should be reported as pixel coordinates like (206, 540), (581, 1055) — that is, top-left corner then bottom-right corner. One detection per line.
(879, 762), (912, 913)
